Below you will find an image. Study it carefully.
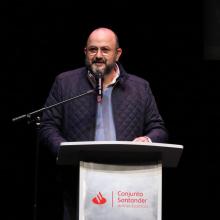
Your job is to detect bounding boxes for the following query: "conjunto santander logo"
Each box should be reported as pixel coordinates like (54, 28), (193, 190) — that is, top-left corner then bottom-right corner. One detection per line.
(91, 191), (148, 208)
(92, 192), (107, 205)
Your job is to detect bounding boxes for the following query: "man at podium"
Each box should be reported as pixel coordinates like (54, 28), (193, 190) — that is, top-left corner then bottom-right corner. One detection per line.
(39, 27), (168, 220)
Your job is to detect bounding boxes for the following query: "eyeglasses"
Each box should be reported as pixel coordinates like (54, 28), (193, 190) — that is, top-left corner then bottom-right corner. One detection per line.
(86, 46), (116, 55)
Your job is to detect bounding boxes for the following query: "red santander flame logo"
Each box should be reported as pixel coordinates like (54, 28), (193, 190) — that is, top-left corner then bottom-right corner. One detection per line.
(92, 192), (107, 205)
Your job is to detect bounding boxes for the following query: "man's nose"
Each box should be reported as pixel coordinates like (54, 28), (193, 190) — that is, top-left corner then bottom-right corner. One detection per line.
(96, 49), (103, 57)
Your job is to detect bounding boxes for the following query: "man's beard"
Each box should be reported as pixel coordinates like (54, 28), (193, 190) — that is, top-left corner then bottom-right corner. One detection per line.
(85, 57), (116, 76)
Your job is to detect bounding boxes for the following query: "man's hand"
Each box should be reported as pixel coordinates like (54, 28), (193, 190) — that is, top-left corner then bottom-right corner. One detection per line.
(133, 136), (152, 143)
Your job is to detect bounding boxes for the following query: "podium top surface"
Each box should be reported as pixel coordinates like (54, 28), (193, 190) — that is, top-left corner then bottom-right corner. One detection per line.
(57, 141), (184, 167)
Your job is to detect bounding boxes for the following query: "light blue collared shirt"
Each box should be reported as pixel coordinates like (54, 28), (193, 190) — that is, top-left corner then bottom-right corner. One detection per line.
(95, 65), (120, 141)
(95, 86), (116, 141)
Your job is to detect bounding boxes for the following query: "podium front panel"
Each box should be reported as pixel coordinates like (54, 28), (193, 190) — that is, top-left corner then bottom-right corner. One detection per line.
(79, 161), (162, 220)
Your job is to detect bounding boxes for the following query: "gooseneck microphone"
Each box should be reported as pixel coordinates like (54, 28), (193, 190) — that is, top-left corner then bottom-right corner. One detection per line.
(97, 72), (104, 103)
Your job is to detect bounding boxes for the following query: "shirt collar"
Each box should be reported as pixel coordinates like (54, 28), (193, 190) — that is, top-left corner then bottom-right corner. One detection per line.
(105, 63), (120, 88)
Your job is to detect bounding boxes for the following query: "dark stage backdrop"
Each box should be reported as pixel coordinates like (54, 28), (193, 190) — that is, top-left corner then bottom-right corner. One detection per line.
(2, 1), (219, 220)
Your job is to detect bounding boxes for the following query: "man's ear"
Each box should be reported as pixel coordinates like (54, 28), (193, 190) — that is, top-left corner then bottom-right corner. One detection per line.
(84, 47), (87, 55)
(116, 48), (122, 61)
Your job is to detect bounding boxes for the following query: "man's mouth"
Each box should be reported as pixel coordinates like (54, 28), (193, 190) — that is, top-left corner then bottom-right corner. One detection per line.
(93, 62), (105, 66)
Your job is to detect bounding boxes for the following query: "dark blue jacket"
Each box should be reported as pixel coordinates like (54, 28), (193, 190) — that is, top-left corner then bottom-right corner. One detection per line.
(39, 64), (168, 156)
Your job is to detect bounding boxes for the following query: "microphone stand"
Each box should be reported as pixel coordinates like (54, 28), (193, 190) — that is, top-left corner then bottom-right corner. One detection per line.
(12, 89), (95, 123)
(12, 89), (95, 220)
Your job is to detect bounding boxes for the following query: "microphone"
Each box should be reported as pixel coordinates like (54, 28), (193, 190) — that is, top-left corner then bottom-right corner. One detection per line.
(96, 72), (103, 103)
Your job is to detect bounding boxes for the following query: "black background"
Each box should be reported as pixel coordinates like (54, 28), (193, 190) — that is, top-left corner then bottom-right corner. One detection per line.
(1, 0), (219, 220)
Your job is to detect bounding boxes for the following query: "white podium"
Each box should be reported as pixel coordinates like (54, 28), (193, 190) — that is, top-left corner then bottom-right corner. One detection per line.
(57, 141), (183, 220)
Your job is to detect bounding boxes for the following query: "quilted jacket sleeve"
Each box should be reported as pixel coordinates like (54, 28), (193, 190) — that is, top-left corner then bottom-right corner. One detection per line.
(143, 82), (169, 143)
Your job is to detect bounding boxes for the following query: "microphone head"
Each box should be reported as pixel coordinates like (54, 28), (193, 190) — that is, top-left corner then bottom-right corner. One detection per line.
(94, 70), (104, 79)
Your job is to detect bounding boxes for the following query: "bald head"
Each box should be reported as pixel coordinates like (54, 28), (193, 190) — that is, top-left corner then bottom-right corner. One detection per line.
(86, 28), (119, 49)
